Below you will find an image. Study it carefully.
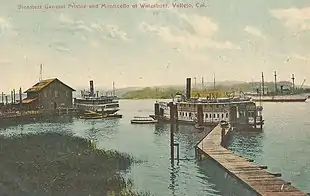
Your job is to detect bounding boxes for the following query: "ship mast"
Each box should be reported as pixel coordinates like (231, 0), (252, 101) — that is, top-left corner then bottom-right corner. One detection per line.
(213, 73), (216, 89)
(291, 74), (295, 93)
(274, 71), (277, 94)
(112, 81), (115, 96)
(39, 64), (43, 81)
(261, 72), (265, 95)
(201, 77), (204, 89)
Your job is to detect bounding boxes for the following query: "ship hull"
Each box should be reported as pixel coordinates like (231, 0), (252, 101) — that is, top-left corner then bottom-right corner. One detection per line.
(252, 97), (307, 102)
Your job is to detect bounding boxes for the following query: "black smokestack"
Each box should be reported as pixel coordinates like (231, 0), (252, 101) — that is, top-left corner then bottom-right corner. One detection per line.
(186, 78), (191, 100)
(89, 80), (94, 96)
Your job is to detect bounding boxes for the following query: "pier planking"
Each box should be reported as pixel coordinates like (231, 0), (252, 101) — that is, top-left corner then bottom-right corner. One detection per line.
(196, 125), (307, 196)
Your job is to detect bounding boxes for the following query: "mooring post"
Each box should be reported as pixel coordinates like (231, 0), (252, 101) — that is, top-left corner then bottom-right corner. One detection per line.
(10, 90), (13, 104)
(221, 127), (225, 145)
(1, 92), (4, 104)
(5, 95), (8, 105)
(169, 102), (175, 165)
(13, 89), (16, 104)
(253, 109), (257, 128)
(175, 143), (180, 164)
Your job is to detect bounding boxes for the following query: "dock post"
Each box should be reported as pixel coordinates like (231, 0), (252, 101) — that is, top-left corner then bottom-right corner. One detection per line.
(1, 92), (3, 103)
(5, 95), (8, 105)
(175, 143), (180, 164)
(10, 91), (13, 104)
(169, 102), (176, 165)
(197, 104), (203, 126)
(221, 127), (225, 145)
(13, 89), (16, 104)
(254, 109), (257, 128)
(154, 102), (159, 117)
(260, 116), (263, 129)
(19, 88), (22, 106)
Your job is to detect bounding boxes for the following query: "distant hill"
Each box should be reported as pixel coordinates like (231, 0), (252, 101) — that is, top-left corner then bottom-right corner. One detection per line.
(73, 80), (309, 99)
(120, 80), (310, 99)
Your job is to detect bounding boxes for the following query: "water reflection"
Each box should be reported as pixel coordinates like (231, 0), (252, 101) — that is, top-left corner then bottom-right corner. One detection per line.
(83, 119), (121, 142)
(169, 164), (180, 196)
(227, 131), (265, 162)
(196, 158), (257, 196)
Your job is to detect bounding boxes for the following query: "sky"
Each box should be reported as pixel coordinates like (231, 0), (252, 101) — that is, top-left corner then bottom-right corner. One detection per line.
(1, 0), (310, 92)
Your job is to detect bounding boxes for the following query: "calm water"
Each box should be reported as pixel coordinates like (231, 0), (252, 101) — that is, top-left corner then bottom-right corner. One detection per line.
(0, 99), (309, 195)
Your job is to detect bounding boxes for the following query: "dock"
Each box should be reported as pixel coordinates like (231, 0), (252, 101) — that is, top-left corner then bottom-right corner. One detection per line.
(195, 125), (307, 196)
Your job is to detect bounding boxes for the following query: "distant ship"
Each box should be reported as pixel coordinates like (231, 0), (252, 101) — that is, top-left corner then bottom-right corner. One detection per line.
(250, 95), (307, 102)
(246, 72), (308, 103)
(74, 80), (120, 115)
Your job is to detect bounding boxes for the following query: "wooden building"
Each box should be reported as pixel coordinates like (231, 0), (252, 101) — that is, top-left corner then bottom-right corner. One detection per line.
(23, 78), (75, 111)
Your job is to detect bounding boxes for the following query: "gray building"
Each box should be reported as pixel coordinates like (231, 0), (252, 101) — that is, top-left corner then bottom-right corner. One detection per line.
(23, 78), (75, 110)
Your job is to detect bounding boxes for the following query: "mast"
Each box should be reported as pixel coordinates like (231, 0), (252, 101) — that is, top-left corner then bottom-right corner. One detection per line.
(201, 77), (204, 89)
(274, 71), (277, 93)
(113, 81), (115, 96)
(39, 64), (43, 81)
(213, 73), (216, 89)
(194, 77), (197, 89)
(261, 72), (265, 96)
(291, 74), (295, 93)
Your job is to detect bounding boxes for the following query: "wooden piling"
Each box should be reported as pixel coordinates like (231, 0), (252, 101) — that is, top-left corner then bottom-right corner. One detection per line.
(19, 88), (22, 107)
(196, 125), (307, 196)
(13, 89), (16, 104)
(169, 102), (177, 165)
(10, 91), (13, 104)
(1, 92), (4, 103)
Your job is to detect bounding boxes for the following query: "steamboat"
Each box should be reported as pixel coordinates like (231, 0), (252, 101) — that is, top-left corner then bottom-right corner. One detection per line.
(74, 80), (120, 116)
(152, 78), (264, 131)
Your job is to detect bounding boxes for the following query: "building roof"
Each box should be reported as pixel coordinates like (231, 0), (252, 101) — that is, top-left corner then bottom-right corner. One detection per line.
(22, 98), (38, 104)
(25, 78), (75, 93)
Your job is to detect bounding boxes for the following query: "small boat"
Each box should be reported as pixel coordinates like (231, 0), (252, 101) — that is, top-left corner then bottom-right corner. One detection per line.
(130, 116), (158, 124)
(80, 115), (104, 119)
(80, 112), (122, 119)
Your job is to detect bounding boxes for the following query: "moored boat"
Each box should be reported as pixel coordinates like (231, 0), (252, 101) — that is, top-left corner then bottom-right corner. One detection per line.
(130, 116), (158, 124)
(250, 95), (307, 102)
(152, 78), (264, 131)
(74, 80), (121, 116)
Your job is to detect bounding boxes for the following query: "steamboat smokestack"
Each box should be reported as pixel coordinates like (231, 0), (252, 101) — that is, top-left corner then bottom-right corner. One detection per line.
(89, 80), (94, 97)
(186, 78), (191, 100)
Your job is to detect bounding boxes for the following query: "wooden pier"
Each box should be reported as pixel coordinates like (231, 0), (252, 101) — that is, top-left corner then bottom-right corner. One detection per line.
(195, 125), (307, 196)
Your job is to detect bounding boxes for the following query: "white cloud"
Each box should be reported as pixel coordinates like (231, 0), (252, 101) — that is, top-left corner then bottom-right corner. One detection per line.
(140, 7), (239, 50)
(270, 7), (310, 30)
(244, 26), (266, 39)
(140, 18), (238, 50)
(55, 46), (70, 52)
(91, 23), (130, 41)
(58, 13), (130, 41)
(0, 59), (11, 65)
(0, 17), (11, 35)
(291, 53), (310, 61)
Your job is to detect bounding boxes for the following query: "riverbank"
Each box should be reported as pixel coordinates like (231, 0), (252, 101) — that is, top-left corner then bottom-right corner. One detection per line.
(0, 132), (151, 196)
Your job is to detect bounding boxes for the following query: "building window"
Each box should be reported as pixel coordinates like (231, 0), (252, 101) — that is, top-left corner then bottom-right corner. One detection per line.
(213, 113), (216, 118)
(222, 113), (224, 118)
(189, 113), (192, 117)
(44, 91), (47, 97)
(217, 113), (220, 118)
(226, 113), (229, 118)
(205, 113), (208, 118)
(55, 90), (58, 97)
